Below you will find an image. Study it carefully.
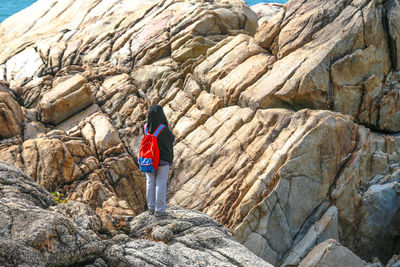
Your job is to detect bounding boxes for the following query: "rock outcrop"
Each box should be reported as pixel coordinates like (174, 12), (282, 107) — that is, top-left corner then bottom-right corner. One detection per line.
(0, 161), (105, 266)
(250, 3), (284, 24)
(0, 160), (269, 266)
(103, 206), (271, 266)
(1, 0), (400, 265)
(0, 0), (258, 233)
(299, 239), (367, 267)
(250, 0), (400, 133)
(169, 107), (400, 265)
(39, 74), (94, 125)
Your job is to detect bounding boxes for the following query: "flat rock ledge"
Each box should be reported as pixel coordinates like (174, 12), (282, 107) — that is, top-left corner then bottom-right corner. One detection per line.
(105, 207), (273, 267)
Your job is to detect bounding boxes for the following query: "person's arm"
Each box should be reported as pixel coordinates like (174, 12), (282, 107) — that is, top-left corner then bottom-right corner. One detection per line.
(171, 132), (175, 143)
(167, 128), (175, 143)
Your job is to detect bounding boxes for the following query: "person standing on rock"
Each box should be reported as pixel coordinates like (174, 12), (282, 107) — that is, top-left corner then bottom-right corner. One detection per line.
(143, 105), (175, 217)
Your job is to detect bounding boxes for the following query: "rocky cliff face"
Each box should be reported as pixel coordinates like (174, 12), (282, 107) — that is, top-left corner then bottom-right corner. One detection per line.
(0, 0), (400, 266)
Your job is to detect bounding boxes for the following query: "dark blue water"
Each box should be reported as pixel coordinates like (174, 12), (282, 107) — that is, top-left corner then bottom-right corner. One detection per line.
(0, 0), (37, 22)
(0, 0), (288, 23)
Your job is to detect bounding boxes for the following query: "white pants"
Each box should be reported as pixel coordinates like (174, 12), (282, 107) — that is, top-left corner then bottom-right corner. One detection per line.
(145, 164), (169, 213)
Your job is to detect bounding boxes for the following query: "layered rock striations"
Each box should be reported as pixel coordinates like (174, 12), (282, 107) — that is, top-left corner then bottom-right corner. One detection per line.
(0, 0), (400, 265)
(250, 0), (400, 133)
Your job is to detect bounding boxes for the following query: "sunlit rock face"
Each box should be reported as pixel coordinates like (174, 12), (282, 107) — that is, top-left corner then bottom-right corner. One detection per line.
(0, 0), (257, 233)
(1, 0), (400, 265)
(251, 0), (400, 133)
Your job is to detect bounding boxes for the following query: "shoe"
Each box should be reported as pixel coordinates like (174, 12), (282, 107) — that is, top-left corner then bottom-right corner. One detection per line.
(155, 211), (168, 217)
(149, 209), (155, 215)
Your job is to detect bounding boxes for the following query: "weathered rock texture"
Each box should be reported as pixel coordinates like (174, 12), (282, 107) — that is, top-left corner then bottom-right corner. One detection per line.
(0, 160), (105, 266)
(0, 161), (266, 266)
(39, 74), (94, 125)
(299, 239), (367, 267)
(0, 90), (24, 139)
(250, 3), (284, 25)
(103, 206), (271, 266)
(1, 0), (400, 265)
(0, 0), (257, 234)
(299, 240), (400, 267)
(249, 0), (400, 133)
(169, 107), (400, 265)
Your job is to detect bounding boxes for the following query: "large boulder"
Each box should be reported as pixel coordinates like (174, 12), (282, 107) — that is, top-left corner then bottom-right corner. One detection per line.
(104, 206), (272, 267)
(21, 137), (83, 191)
(0, 161), (105, 266)
(39, 74), (94, 125)
(299, 239), (366, 267)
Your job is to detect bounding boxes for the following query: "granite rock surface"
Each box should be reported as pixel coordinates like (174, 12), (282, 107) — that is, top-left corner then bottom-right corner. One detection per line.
(0, 160), (269, 266)
(0, 0), (400, 265)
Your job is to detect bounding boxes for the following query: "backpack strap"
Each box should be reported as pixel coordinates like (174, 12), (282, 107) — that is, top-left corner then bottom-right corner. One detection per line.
(153, 124), (165, 138)
(144, 124), (149, 135)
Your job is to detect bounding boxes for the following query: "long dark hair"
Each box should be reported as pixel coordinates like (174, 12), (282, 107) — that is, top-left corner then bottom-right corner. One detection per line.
(147, 105), (169, 134)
